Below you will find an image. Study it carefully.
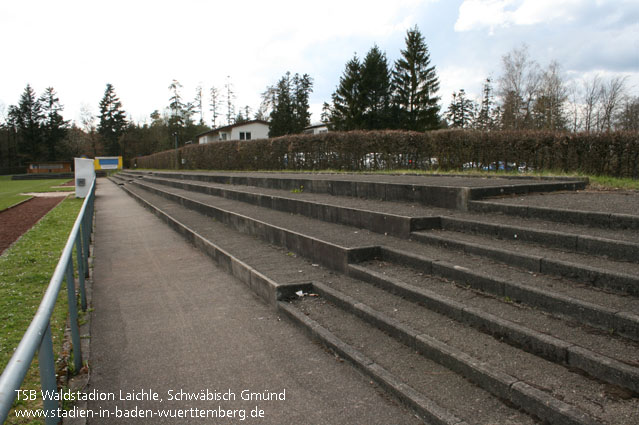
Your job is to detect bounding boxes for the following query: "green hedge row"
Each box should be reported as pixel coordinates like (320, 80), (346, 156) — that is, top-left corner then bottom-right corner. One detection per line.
(134, 130), (639, 178)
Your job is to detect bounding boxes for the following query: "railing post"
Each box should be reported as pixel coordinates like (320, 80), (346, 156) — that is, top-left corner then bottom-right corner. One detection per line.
(38, 324), (59, 425)
(75, 233), (87, 312)
(65, 261), (83, 373)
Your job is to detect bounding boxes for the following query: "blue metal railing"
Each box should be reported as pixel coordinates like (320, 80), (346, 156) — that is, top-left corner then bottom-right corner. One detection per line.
(0, 178), (96, 424)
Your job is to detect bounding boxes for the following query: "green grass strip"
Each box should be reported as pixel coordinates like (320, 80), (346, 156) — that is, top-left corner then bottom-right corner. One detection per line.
(0, 197), (83, 424)
(0, 176), (74, 211)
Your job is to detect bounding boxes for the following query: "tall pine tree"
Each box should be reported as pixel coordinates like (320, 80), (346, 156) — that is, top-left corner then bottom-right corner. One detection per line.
(269, 72), (313, 137)
(392, 26), (440, 130)
(8, 84), (44, 162)
(292, 73), (313, 132)
(98, 83), (127, 156)
(475, 78), (497, 130)
(446, 89), (476, 128)
(40, 87), (68, 160)
(329, 55), (364, 130)
(361, 45), (393, 129)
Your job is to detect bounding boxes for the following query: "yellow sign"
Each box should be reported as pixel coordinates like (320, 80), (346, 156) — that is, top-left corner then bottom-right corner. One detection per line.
(94, 156), (123, 170)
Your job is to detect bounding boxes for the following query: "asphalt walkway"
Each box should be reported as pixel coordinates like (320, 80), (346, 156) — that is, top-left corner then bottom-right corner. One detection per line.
(86, 179), (420, 425)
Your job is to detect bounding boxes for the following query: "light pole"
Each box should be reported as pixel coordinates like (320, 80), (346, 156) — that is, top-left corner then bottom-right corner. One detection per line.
(173, 131), (178, 169)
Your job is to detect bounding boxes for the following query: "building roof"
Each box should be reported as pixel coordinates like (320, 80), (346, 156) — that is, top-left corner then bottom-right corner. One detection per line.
(196, 119), (270, 138)
(304, 122), (331, 130)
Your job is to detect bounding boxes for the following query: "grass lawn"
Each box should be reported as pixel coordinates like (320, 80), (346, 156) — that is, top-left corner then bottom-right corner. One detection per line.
(0, 176), (75, 212)
(0, 197), (83, 424)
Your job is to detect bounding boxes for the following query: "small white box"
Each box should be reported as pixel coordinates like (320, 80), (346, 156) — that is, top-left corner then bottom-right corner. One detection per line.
(74, 158), (95, 198)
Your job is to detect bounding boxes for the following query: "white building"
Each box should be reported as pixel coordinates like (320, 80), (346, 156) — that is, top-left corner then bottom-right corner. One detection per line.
(303, 122), (330, 135)
(197, 120), (270, 144)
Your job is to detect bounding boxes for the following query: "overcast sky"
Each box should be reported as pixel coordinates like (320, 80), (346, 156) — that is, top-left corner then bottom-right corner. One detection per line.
(1, 0), (637, 126)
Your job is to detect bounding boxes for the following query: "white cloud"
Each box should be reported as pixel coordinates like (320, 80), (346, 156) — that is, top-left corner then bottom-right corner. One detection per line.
(455, 0), (582, 33)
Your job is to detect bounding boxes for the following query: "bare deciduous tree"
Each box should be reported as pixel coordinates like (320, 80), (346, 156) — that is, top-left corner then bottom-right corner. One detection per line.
(498, 44), (541, 129)
(599, 76), (627, 132)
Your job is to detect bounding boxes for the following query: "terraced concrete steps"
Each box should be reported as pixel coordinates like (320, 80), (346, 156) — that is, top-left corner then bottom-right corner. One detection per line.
(110, 173), (639, 424)
(113, 173), (639, 339)
(120, 171), (637, 256)
(116, 175), (639, 339)
(120, 172), (440, 238)
(411, 228), (639, 296)
(283, 298), (540, 425)
(436, 216), (639, 262)
(345, 258), (639, 393)
(470, 199), (639, 230)
(293, 282), (610, 425)
(123, 170), (587, 210)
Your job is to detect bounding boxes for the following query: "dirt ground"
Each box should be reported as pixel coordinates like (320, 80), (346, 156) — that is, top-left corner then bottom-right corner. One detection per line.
(0, 196), (67, 255)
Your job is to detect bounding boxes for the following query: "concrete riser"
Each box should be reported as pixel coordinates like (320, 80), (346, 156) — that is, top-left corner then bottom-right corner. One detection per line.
(119, 177), (639, 391)
(126, 174), (638, 295)
(126, 178), (639, 343)
(309, 282), (598, 425)
(138, 174), (441, 238)
(123, 170), (587, 210)
(440, 217), (639, 263)
(376, 247), (639, 342)
(470, 200), (639, 230)
(112, 175), (636, 425)
(345, 263), (639, 394)
(411, 231), (639, 296)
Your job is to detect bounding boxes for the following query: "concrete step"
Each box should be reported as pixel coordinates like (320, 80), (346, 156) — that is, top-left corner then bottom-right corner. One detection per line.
(345, 259), (639, 393)
(436, 215), (639, 263)
(122, 170), (586, 210)
(110, 176), (639, 423)
(283, 297), (544, 425)
(120, 171), (638, 264)
(411, 229), (639, 296)
(122, 177), (639, 341)
(114, 177), (639, 384)
(119, 172), (441, 238)
(290, 281), (624, 424)
(470, 199), (639, 230)
(379, 245), (639, 342)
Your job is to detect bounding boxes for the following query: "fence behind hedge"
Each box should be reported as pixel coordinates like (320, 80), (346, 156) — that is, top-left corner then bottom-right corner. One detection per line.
(134, 129), (639, 179)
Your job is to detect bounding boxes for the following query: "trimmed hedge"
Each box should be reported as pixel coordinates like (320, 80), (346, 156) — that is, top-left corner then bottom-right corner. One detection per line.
(0, 167), (27, 176)
(134, 129), (639, 179)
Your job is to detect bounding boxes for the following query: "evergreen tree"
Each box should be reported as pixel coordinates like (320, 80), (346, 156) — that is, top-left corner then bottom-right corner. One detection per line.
(193, 84), (204, 125)
(98, 83), (127, 156)
(235, 106), (252, 124)
(474, 78), (497, 130)
(224, 76), (236, 125)
(360, 45), (393, 129)
(329, 54), (364, 130)
(168, 79), (186, 128)
(269, 72), (293, 137)
(446, 89), (476, 128)
(39, 87), (69, 160)
(268, 72), (313, 137)
(9, 84), (44, 162)
(292, 73), (313, 131)
(209, 86), (220, 127)
(392, 26), (440, 130)
(321, 102), (331, 123)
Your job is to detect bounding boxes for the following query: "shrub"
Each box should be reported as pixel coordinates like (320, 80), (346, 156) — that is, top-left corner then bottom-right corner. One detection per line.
(134, 129), (639, 178)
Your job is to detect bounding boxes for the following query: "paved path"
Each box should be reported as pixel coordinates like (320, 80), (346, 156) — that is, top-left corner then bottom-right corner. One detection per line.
(86, 179), (420, 425)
